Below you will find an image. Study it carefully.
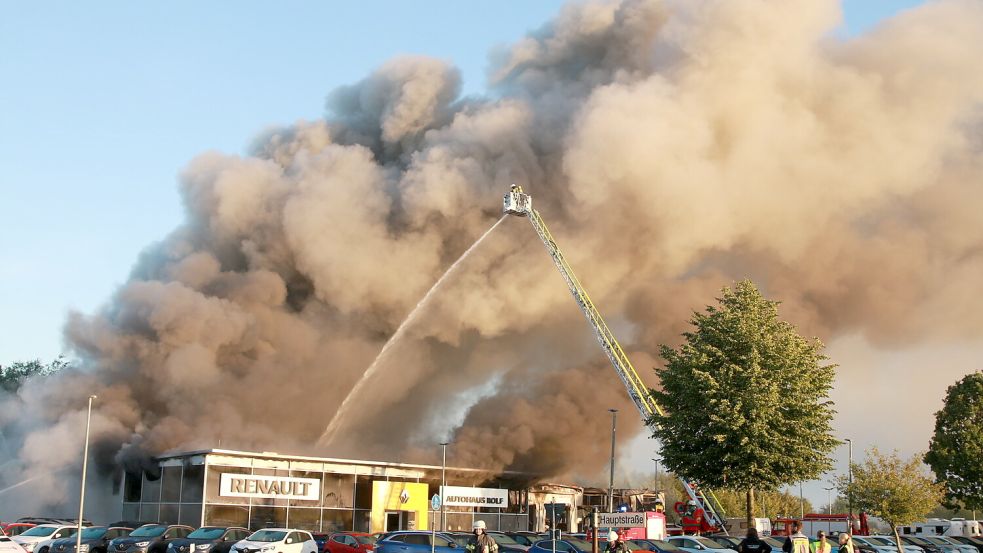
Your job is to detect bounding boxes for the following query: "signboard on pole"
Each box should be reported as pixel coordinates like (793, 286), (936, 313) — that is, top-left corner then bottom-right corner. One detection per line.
(598, 512), (647, 528)
(431, 494), (442, 511)
(440, 486), (508, 508)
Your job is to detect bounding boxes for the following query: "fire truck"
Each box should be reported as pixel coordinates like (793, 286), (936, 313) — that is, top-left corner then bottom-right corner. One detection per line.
(772, 513), (870, 537)
(504, 185), (728, 534)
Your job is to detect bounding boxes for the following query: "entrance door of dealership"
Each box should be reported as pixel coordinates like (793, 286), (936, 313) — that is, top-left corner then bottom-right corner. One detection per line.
(384, 511), (416, 531)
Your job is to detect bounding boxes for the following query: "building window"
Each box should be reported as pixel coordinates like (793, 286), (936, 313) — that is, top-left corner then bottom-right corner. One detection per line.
(354, 476), (372, 509)
(354, 510), (370, 533)
(182, 464), (204, 503)
(124, 471), (142, 503)
(321, 509), (353, 532)
(249, 506), (287, 529)
(160, 504), (179, 525)
(287, 508), (320, 532)
(141, 503), (160, 522)
(122, 503), (139, 521)
(161, 466), (182, 503)
(252, 468), (289, 507)
(180, 503), (202, 527)
(205, 505), (248, 528)
(142, 472), (162, 503)
(322, 474), (354, 508)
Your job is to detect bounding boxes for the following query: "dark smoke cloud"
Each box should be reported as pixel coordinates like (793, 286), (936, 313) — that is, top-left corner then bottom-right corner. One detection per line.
(3, 0), (983, 516)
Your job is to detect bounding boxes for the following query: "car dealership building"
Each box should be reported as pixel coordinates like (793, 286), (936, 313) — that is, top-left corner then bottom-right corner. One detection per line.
(117, 449), (548, 533)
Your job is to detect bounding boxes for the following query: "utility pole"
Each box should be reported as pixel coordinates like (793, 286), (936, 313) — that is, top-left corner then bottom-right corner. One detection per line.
(651, 458), (660, 489)
(846, 438), (853, 529)
(75, 395), (96, 553)
(824, 487), (835, 515)
(799, 482), (805, 519)
(608, 409), (618, 513)
(440, 442), (448, 532)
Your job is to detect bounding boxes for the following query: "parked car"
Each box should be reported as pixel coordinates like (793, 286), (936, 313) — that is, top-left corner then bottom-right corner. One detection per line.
(108, 524), (194, 553)
(3, 524), (37, 537)
(528, 539), (593, 553)
(705, 537), (742, 551)
(167, 527), (250, 553)
(13, 525), (79, 553)
(231, 530), (319, 553)
(505, 535), (543, 548)
(0, 534), (25, 553)
(925, 537), (979, 553)
(376, 532), (458, 553)
(947, 537), (983, 553)
(665, 536), (738, 553)
(853, 536), (922, 553)
(629, 540), (684, 553)
(487, 533), (529, 553)
(48, 526), (133, 553)
(900, 537), (945, 553)
(324, 533), (377, 553)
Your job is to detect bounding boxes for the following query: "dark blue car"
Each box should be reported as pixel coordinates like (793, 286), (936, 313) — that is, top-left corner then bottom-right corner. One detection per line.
(375, 532), (459, 553)
(528, 539), (593, 553)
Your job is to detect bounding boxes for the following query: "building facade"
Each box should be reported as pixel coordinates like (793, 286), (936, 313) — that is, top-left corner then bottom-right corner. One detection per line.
(119, 449), (532, 533)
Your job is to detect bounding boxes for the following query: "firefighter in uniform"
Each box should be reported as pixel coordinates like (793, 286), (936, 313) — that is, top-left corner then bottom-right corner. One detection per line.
(467, 521), (499, 553)
(782, 522), (810, 553)
(811, 532), (831, 553)
(606, 532), (631, 553)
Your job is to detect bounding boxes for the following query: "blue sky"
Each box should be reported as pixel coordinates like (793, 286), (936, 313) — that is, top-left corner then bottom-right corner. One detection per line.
(0, 1), (926, 366)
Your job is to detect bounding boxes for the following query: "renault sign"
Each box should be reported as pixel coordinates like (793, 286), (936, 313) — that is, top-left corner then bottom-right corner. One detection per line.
(220, 473), (320, 500)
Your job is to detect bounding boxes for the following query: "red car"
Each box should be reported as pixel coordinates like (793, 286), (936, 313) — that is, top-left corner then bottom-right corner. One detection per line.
(324, 533), (377, 553)
(1, 524), (36, 537)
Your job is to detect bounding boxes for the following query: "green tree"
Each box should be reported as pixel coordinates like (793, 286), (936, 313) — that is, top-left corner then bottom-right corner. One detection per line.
(714, 488), (814, 519)
(651, 280), (838, 527)
(837, 449), (943, 553)
(924, 372), (983, 512)
(0, 356), (68, 393)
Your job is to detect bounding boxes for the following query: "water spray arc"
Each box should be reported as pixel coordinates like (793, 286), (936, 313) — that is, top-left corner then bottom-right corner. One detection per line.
(318, 216), (508, 447)
(503, 184), (727, 529)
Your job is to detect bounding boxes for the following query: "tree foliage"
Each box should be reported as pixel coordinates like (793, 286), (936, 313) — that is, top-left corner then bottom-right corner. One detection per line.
(837, 449), (943, 553)
(651, 280), (838, 523)
(0, 357), (68, 393)
(924, 371), (983, 511)
(713, 488), (813, 518)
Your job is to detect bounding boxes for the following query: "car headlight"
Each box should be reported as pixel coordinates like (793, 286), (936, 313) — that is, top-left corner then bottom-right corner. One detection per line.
(23, 544), (37, 552)
(135, 543), (151, 548)
(79, 546), (90, 553)
(197, 546), (212, 550)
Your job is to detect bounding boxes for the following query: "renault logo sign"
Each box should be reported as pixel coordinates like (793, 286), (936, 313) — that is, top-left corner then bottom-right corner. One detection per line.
(399, 489), (410, 504)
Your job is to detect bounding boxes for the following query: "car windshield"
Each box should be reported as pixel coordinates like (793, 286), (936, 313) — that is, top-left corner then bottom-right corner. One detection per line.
(650, 541), (682, 552)
(356, 537), (377, 545)
(81, 528), (108, 539)
(20, 527), (58, 537)
(903, 538), (929, 546)
(692, 538), (729, 550)
(188, 529), (226, 540)
(247, 531), (287, 543)
(491, 535), (520, 546)
(130, 526), (167, 538)
(924, 538), (950, 546)
(565, 538), (592, 550)
(450, 535), (471, 547)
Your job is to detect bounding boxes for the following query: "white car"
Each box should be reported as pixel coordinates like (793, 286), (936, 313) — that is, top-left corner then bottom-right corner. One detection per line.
(231, 530), (317, 553)
(13, 527), (78, 553)
(0, 535), (27, 553)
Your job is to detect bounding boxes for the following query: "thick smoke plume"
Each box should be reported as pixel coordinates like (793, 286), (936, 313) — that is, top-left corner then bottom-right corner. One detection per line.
(3, 0), (983, 516)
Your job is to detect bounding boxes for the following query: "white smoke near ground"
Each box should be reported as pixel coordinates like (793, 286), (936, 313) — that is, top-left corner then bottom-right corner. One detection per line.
(2, 0), (983, 518)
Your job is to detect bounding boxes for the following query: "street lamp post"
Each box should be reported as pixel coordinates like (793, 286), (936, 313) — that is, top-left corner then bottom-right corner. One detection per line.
(650, 458), (660, 488)
(799, 482), (804, 519)
(76, 395), (96, 553)
(824, 487), (835, 515)
(440, 442), (448, 532)
(846, 438), (853, 529)
(608, 409), (618, 513)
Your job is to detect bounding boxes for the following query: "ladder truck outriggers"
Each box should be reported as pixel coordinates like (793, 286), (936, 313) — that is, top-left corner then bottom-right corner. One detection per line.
(503, 184), (728, 534)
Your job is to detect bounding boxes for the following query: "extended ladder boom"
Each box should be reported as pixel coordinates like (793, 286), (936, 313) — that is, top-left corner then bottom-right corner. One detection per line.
(503, 185), (727, 532)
